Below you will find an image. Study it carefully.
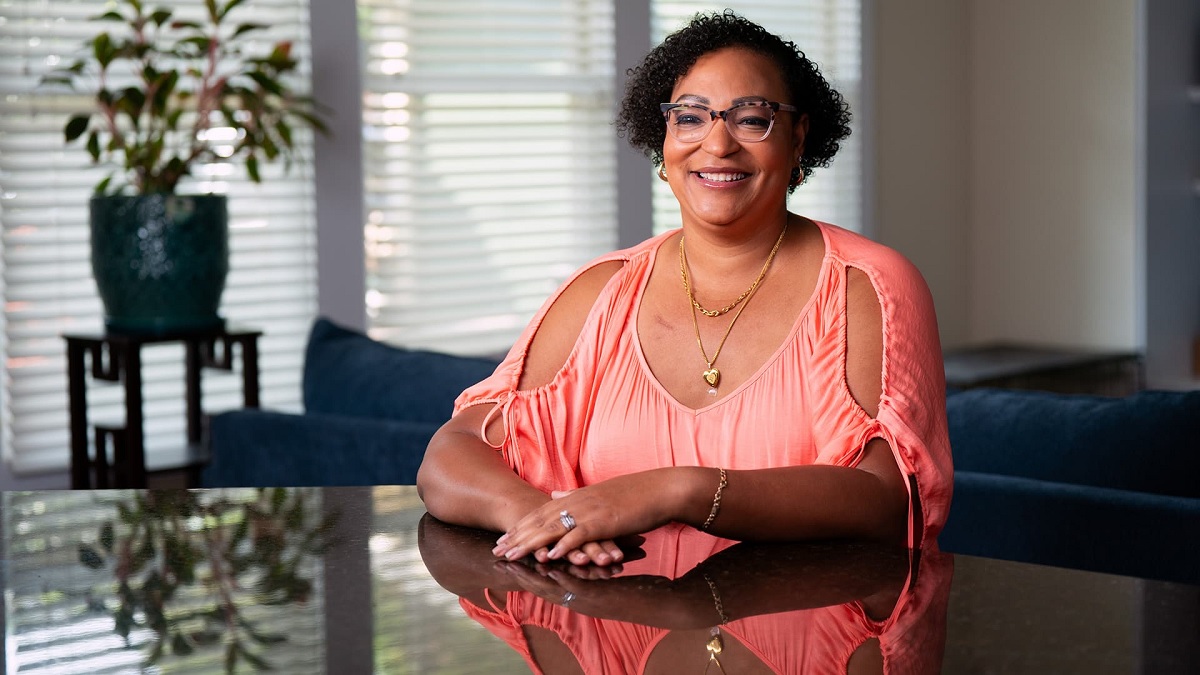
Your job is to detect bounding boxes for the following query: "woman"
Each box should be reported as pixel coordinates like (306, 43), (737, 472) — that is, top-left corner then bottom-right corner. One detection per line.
(416, 11), (952, 567)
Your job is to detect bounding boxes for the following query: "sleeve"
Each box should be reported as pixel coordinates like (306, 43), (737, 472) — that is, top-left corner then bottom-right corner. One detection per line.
(810, 243), (954, 549)
(449, 250), (632, 493)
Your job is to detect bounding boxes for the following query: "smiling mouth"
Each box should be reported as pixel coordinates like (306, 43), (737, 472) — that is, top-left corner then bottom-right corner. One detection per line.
(696, 171), (748, 182)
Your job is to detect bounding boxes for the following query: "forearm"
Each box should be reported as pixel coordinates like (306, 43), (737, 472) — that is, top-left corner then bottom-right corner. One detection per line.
(416, 422), (547, 532)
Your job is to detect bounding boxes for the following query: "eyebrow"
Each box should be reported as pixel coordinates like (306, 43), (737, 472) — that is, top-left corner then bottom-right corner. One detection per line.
(674, 94), (771, 106)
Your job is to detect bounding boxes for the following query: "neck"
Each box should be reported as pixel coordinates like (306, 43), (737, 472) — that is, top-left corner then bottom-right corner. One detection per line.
(679, 213), (793, 277)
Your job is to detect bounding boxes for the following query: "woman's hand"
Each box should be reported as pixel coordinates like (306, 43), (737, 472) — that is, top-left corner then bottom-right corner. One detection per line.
(492, 468), (709, 564)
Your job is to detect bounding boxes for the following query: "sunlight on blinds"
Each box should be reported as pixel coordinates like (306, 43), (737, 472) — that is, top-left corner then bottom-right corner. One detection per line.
(651, 1), (863, 235)
(359, 0), (617, 355)
(0, 0), (318, 474)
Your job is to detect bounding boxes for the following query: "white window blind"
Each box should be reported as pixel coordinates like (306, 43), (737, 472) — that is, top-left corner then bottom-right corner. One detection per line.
(0, 0), (319, 475)
(359, 0), (617, 355)
(651, 1), (863, 235)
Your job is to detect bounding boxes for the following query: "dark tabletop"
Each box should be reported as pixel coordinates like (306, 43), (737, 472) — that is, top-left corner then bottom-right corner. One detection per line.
(2, 486), (1196, 674)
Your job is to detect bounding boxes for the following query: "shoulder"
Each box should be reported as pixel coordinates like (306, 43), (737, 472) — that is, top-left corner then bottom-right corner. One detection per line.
(818, 221), (933, 304)
(516, 231), (669, 390)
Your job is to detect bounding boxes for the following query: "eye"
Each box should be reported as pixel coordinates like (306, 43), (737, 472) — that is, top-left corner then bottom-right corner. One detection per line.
(735, 114), (772, 129)
(670, 107), (707, 128)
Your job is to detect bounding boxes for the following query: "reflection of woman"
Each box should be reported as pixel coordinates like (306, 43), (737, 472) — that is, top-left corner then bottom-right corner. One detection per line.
(418, 515), (952, 674)
(417, 11), (952, 566)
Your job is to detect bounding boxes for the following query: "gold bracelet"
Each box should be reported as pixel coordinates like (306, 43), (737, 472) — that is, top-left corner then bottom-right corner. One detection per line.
(703, 573), (730, 625)
(700, 467), (728, 531)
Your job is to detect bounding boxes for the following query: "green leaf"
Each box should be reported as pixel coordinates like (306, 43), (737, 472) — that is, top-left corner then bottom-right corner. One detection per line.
(90, 11), (126, 22)
(78, 544), (104, 569)
(171, 631), (195, 656)
(224, 642), (239, 674)
(238, 644), (274, 671)
(114, 607), (134, 639)
(270, 487), (286, 513)
(170, 20), (203, 31)
(150, 9), (172, 27)
(220, 0), (248, 21)
(100, 522), (115, 553)
(117, 500), (137, 525)
(64, 115), (90, 142)
(86, 131), (101, 161)
(232, 23), (267, 39)
(94, 175), (114, 195)
(275, 119), (293, 149)
(246, 71), (285, 96)
(92, 33), (115, 68)
(205, 0), (219, 23)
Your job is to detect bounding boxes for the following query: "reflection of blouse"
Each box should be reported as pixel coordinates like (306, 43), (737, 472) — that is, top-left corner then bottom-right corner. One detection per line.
(455, 221), (952, 547)
(460, 525), (952, 675)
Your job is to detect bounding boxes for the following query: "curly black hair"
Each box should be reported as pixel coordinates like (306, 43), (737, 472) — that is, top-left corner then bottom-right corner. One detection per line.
(616, 10), (852, 189)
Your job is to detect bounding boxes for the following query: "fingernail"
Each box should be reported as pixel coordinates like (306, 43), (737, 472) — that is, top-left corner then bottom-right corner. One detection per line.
(505, 549), (521, 560)
(596, 553), (611, 564)
(496, 534), (509, 545)
(610, 550), (623, 562)
(547, 546), (563, 559)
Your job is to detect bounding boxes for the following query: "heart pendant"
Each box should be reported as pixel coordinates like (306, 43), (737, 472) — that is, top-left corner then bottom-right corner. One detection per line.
(702, 368), (720, 387)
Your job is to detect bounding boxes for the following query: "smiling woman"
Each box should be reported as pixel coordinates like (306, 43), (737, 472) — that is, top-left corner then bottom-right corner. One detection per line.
(416, 11), (951, 577)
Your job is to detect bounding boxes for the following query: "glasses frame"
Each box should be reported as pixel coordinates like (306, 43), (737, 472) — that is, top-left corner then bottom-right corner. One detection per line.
(659, 100), (798, 143)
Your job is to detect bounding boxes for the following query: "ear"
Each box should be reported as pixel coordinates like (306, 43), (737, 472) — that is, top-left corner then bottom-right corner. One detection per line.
(793, 113), (810, 157)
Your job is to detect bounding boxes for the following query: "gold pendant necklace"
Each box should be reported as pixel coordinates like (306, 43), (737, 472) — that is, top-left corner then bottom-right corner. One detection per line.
(679, 225), (787, 395)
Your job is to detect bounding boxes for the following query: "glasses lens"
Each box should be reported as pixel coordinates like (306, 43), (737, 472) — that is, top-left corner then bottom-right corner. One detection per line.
(727, 104), (774, 142)
(667, 106), (710, 142)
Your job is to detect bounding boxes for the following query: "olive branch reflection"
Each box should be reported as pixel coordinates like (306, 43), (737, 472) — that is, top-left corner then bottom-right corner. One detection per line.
(78, 488), (338, 672)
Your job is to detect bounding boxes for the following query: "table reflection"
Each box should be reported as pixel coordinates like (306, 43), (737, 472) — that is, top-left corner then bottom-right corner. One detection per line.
(418, 515), (952, 674)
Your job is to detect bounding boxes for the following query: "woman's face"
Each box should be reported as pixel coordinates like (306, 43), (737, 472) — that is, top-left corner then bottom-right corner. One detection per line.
(662, 46), (807, 231)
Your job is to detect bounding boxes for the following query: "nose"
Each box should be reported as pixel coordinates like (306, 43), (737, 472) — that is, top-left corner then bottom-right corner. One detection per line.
(701, 116), (741, 156)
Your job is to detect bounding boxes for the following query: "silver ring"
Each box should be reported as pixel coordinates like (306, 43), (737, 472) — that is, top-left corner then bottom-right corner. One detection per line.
(561, 591), (577, 607)
(559, 509), (576, 532)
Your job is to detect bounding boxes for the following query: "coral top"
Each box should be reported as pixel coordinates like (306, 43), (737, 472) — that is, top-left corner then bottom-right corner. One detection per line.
(455, 221), (952, 546)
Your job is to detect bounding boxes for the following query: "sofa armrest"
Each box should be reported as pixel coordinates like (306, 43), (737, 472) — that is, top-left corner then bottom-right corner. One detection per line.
(201, 409), (439, 487)
(940, 470), (1200, 584)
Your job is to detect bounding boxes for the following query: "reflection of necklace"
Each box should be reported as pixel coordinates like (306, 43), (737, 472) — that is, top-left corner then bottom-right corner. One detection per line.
(679, 225), (787, 396)
(705, 628), (727, 674)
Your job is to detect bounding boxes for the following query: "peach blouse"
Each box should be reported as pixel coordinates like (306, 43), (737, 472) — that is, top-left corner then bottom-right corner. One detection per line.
(454, 221), (952, 546)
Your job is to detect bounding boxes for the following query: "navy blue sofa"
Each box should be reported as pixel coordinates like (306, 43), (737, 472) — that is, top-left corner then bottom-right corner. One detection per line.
(940, 387), (1200, 584)
(204, 318), (1200, 583)
(201, 318), (498, 487)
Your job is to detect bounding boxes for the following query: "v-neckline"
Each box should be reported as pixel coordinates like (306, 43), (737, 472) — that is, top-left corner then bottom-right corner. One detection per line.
(630, 221), (833, 415)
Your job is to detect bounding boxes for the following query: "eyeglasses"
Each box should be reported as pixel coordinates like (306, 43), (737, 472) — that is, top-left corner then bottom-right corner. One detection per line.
(660, 100), (797, 143)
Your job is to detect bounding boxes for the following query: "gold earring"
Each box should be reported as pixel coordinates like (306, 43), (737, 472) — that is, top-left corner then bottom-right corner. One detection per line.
(658, 164), (669, 182)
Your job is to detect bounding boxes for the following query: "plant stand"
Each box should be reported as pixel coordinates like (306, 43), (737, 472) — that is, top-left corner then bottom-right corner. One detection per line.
(65, 326), (261, 488)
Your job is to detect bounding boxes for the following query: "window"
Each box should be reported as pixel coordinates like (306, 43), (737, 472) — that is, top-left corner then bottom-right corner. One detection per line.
(358, 0), (617, 355)
(0, 0), (319, 474)
(651, 1), (863, 235)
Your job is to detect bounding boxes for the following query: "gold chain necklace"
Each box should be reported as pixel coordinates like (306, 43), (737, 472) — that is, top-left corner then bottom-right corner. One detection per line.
(679, 224), (787, 395)
(684, 226), (787, 317)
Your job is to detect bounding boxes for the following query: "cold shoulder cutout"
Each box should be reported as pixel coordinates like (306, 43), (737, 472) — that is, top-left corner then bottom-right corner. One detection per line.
(454, 222), (952, 546)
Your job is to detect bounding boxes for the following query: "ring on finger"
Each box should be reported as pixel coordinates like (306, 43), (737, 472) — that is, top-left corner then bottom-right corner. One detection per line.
(559, 509), (576, 532)
(561, 591), (577, 608)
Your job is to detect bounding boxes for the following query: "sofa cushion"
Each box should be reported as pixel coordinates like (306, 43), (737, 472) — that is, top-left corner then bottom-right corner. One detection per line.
(303, 318), (500, 425)
(203, 409), (437, 486)
(947, 388), (1200, 498)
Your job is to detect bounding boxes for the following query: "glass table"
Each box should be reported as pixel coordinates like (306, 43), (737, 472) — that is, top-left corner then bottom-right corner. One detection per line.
(3, 486), (1196, 674)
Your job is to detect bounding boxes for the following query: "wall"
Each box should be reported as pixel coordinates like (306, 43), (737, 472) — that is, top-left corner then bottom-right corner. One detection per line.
(871, 0), (972, 349)
(968, 0), (1140, 350)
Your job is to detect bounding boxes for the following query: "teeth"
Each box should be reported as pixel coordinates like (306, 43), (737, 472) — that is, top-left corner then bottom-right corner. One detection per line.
(698, 172), (747, 182)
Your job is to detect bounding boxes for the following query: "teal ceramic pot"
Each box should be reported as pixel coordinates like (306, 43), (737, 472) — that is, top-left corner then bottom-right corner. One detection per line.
(90, 194), (229, 335)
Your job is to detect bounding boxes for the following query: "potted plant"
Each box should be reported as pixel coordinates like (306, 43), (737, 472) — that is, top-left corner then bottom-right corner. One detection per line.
(43, 0), (328, 334)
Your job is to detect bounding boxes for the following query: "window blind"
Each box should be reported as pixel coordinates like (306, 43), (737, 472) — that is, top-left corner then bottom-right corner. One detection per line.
(651, 0), (863, 235)
(358, 0), (617, 355)
(0, 0), (319, 475)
